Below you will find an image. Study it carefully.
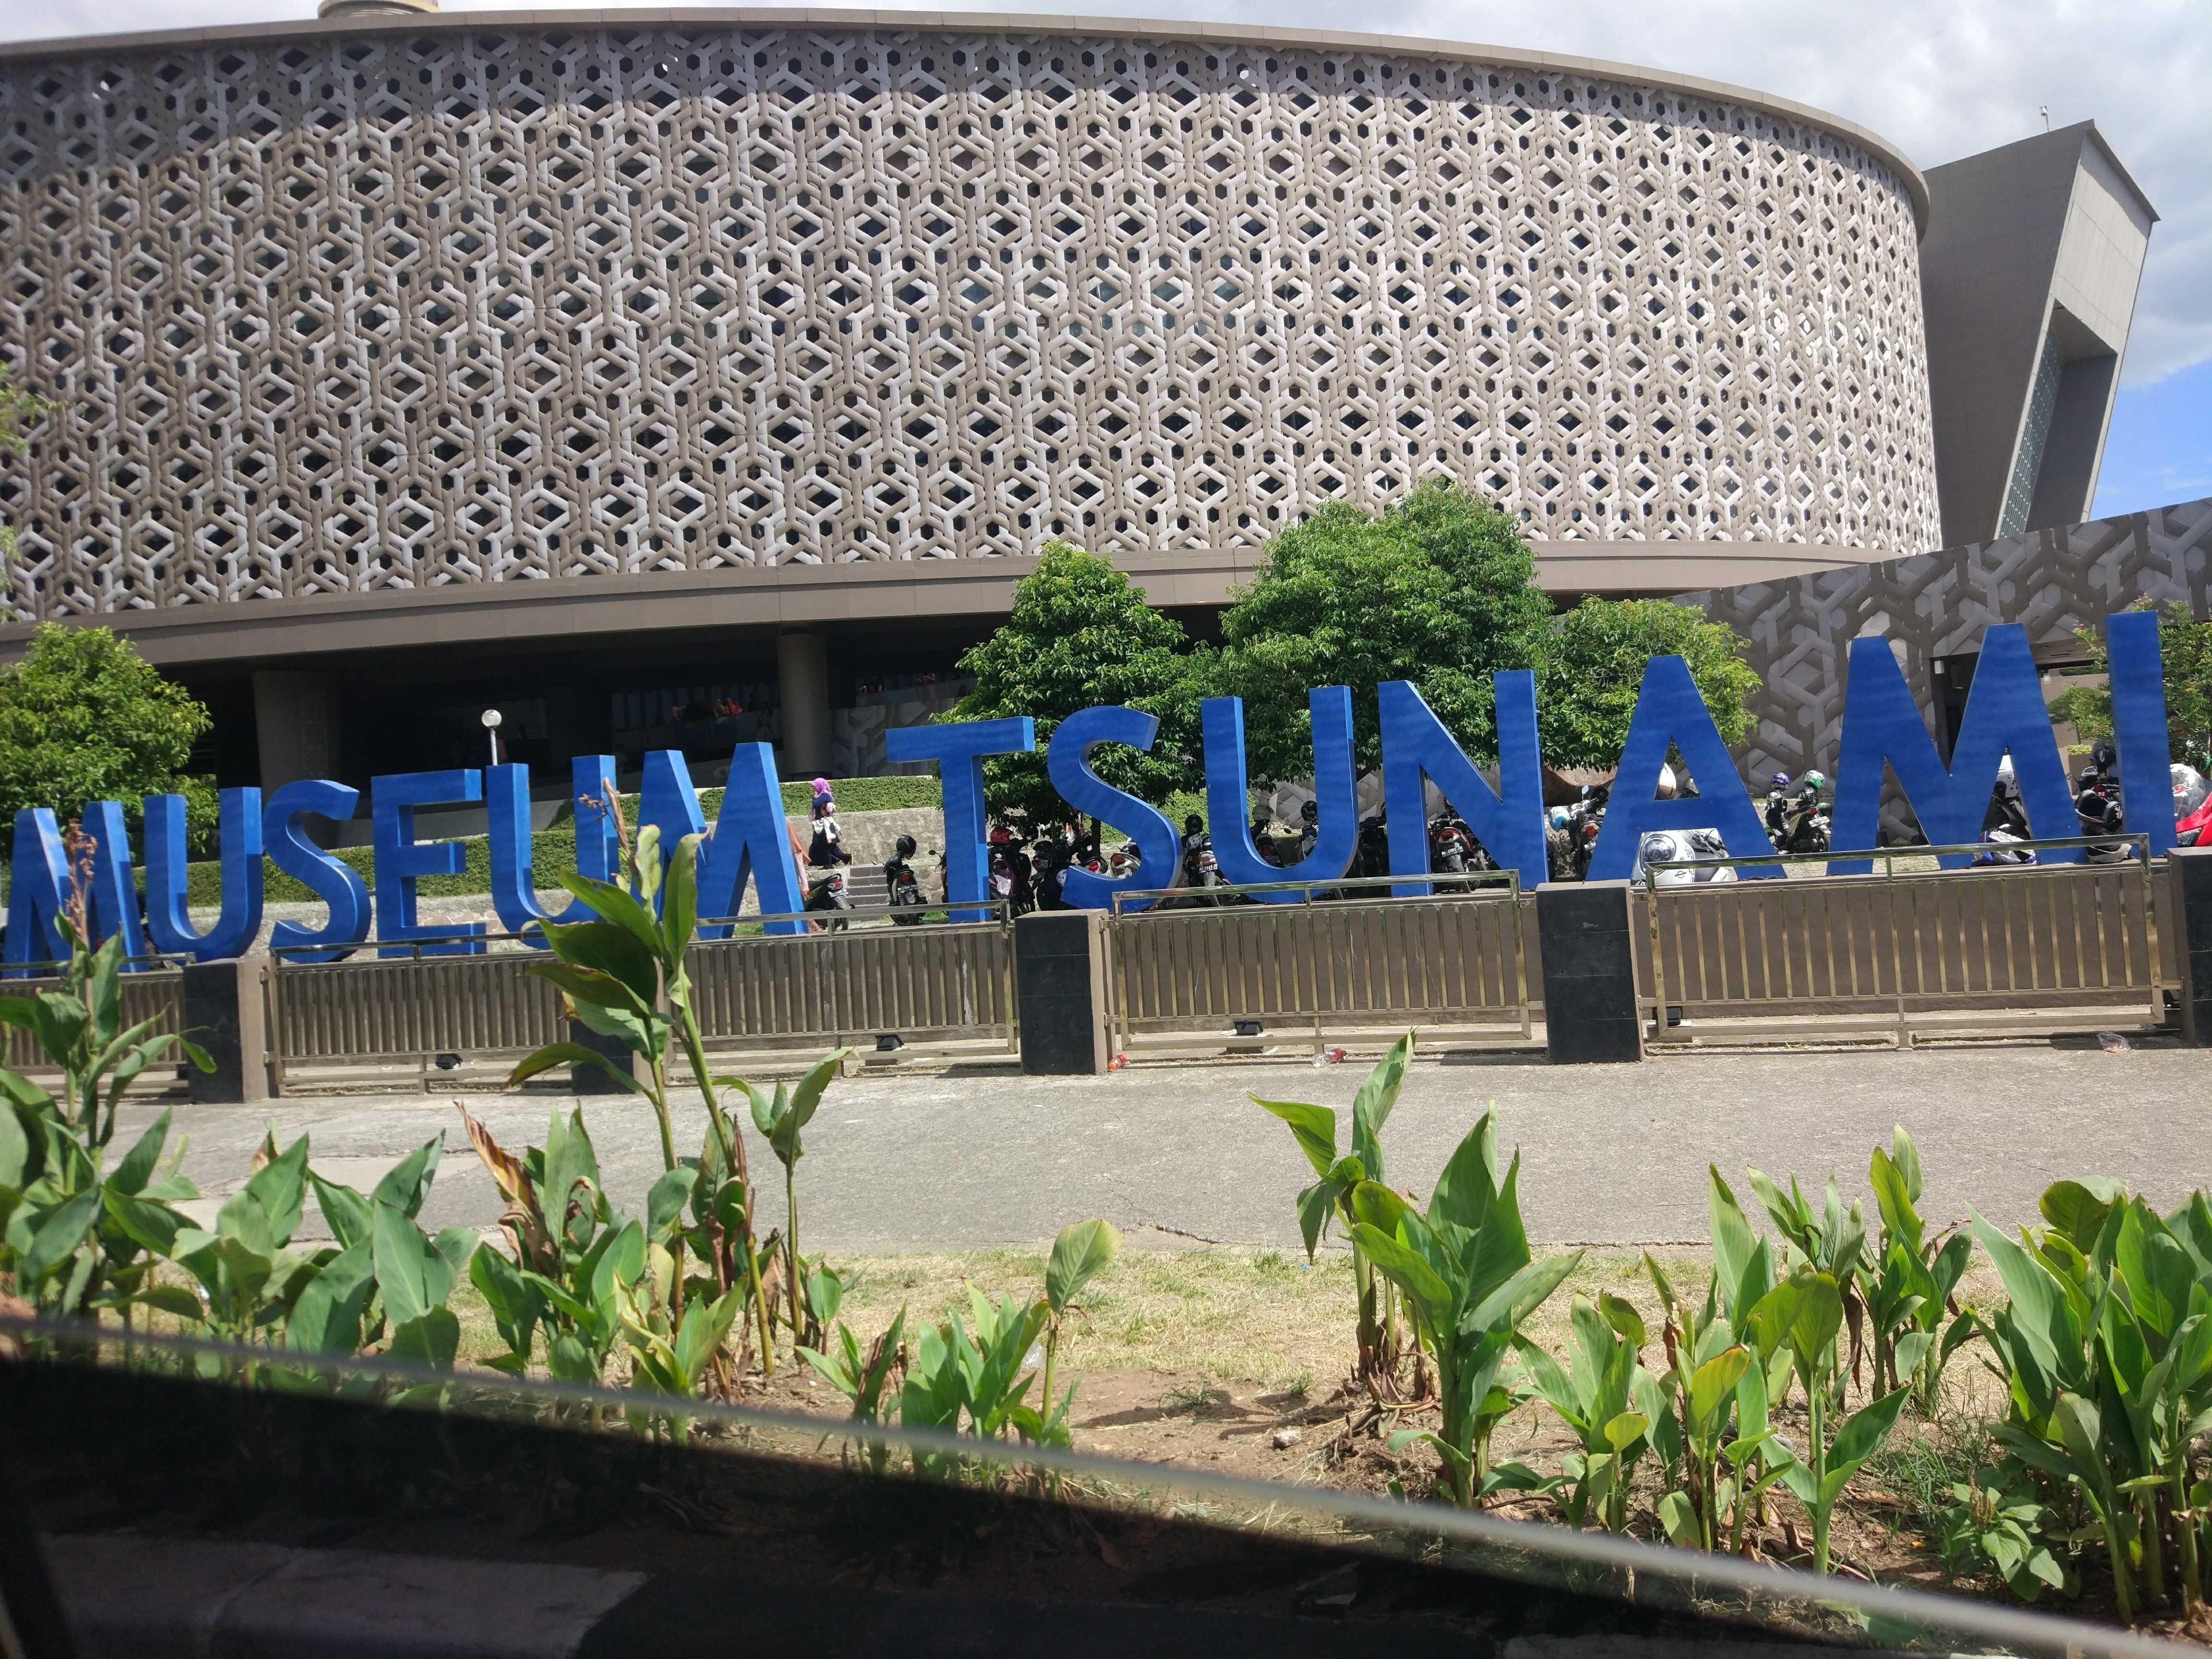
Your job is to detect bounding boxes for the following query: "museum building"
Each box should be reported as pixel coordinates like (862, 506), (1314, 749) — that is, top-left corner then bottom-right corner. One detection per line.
(0, 2), (2160, 803)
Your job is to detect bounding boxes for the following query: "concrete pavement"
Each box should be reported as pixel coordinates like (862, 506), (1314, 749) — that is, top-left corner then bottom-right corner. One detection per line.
(115, 1042), (2210, 1252)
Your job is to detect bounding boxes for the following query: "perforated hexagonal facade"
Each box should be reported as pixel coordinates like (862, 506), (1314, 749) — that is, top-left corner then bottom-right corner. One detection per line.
(0, 17), (1940, 623)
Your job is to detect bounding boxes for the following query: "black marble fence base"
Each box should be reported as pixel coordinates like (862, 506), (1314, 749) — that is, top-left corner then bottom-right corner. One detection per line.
(1535, 880), (1645, 1064)
(181, 958), (272, 1104)
(1015, 910), (1111, 1076)
(2176, 847), (2212, 1046)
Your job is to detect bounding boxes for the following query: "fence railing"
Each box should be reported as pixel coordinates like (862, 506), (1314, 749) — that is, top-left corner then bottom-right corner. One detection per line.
(0, 959), (186, 1077)
(267, 902), (1017, 1083)
(1104, 871), (1533, 1058)
(1636, 837), (2170, 1046)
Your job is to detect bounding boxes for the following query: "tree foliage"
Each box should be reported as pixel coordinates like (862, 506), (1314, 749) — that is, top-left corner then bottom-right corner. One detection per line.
(1535, 598), (1762, 772)
(0, 356), (51, 581)
(0, 623), (216, 853)
(948, 541), (1210, 829)
(2047, 601), (2212, 774)
(1215, 482), (1553, 776)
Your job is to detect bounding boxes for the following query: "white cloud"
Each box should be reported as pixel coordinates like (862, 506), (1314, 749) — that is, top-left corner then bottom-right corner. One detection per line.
(9, 0), (2209, 383)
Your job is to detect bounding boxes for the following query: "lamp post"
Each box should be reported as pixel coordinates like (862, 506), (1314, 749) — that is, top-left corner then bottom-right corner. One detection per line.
(481, 707), (503, 768)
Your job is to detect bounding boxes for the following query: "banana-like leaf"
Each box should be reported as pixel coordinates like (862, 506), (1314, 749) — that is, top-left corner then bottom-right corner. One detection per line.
(542, 915), (661, 1002)
(107, 1108), (171, 1198)
(662, 834), (703, 961)
(1348, 1033), (1413, 1179)
(1747, 1266), (1843, 1381)
(1601, 1411), (1649, 1455)
(1294, 1180), (1334, 1260)
(507, 1043), (641, 1094)
(1819, 1385), (1909, 1506)
(1427, 1113), (1502, 1235)
(1350, 1220), (1453, 1316)
(1463, 1250), (1581, 1337)
(371, 1133), (444, 1221)
(387, 1307), (460, 1370)
(23, 1187), (101, 1281)
(1253, 1096), (1337, 1178)
(1687, 1345), (1752, 1430)
(645, 1168), (693, 1245)
(2040, 1178), (2123, 1253)
(288, 1237), (377, 1354)
(308, 1174), (373, 1250)
(1868, 1145), (1923, 1255)
(1657, 1490), (1701, 1549)
(1046, 1218), (1121, 1314)
(1598, 1291), (1647, 1348)
(372, 1201), (455, 1328)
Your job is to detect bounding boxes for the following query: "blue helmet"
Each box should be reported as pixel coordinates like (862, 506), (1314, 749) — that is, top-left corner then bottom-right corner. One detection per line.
(1548, 806), (1571, 830)
(1770, 772), (1791, 789)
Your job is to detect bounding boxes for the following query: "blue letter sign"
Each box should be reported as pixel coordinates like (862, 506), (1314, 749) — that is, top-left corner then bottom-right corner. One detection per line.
(1203, 688), (1357, 899)
(1829, 624), (2074, 871)
(1379, 674), (1547, 894)
(886, 717), (1036, 918)
(1587, 655), (1781, 882)
(1046, 705), (1181, 913)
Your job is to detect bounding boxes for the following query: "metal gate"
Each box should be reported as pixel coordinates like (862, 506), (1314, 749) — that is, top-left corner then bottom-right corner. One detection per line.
(1106, 873), (1534, 1058)
(1638, 837), (2172, 1046)
(267, 906), (1017, 1085)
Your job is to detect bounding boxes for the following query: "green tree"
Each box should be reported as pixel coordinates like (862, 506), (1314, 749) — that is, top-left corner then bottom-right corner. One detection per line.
(948, 542), (1211, 830)
(0, 624), (216, 854)
(0, 357), (51, 587)
(1215, 482), (1553, 777)
(2047, 601), (2212, 775)
(1534, 597), (1761, 772)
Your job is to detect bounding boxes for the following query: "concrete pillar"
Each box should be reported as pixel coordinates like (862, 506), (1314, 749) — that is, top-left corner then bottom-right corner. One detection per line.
(1014, 910), (1111, 1075)
(2174, 847), (2212, 1046)
(568, 1019), (644, 1094)
(1535, 880), (1644, 1064)
(252, 670), (338, 789)
(776, 631), (830, 779)
(181, 958), (273, 1104)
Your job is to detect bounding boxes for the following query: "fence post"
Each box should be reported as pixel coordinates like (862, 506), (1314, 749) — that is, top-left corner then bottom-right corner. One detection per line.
(569, 1020), (645, 1094)
(1014, 909), (1110, 1075)
(2175, 847), (2212, 1046)
(182, 957), (274, 1104)
(1535, 880), (1644, 1064)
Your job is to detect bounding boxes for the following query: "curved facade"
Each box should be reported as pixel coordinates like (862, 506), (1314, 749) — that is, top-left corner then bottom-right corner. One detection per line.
(0, 11), (1940, 636)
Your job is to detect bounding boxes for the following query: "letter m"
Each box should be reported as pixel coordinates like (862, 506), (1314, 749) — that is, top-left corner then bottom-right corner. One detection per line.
(1829, 624), (2076, 872)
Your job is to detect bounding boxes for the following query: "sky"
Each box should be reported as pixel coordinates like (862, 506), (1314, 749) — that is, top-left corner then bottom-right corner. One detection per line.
(5, 0), (2208, 519)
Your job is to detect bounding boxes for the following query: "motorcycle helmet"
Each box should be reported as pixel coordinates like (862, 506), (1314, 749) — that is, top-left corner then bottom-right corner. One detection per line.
(1300, 800), (1318, 823)
(895, 833), (916, 858)
(1548, 806), (1570, 830)
(1801, 770), (1826, 793)
(1770, 772), (1791, 790)
(1184, 813), (1204, 835)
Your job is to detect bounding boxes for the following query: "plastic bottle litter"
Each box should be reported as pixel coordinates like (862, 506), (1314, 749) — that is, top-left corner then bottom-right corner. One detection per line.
(1312, 1046), (1348, 1067)
(2097, 1031), (2131, 1053)
(1109, 1053), (1129, 1070)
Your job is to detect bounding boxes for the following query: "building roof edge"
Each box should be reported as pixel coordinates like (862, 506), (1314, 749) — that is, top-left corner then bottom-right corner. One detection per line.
(0, 6), (1931, 229)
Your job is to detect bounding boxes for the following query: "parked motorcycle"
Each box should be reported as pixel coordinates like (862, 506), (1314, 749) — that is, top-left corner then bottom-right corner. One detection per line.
(1564, 784), (1610, 880)
(805, 865), (851, 931)
(2076, 741), (2136, 863)
(1180, 815), (1221, 905)
(1771, 772), (1829, 855)
(885, 834), (927, 926)
(1971, 827), (2036, 866)
(1428, 810), (1476, 875)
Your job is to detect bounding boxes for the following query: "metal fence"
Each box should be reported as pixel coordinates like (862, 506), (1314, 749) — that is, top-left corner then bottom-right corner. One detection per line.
(0, 962), (185, 1078)
(685, 904), (1018, 1061)
(1636, 838), (2172, 1047)
(267, 904), (1017, 1084)
(1105, 872), (1534, 1058)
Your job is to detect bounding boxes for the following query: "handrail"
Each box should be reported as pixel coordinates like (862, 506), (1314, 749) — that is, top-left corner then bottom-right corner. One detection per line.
(1640, 832), (2164, 1045)
(1106, 867), (1521, 917)
(1640, 832), (2153, 882)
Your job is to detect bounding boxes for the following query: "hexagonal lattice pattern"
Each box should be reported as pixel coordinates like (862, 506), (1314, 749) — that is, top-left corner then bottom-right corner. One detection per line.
(0, 21), (1940, 620)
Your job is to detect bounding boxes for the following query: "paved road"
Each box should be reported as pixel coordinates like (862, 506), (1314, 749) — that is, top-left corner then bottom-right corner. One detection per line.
(115, 1042), (2209, 1251)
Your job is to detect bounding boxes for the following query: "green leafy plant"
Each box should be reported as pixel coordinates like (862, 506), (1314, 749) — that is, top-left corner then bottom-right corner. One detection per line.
(1347, 1108), (1579, 1504)
(1751, 1263), (1910, 1575)
(0, 842), (211, 1321)
(1522, 1292), (1651, 1531)
(740, 1049), (852, 1345)
(1861, 1126), (1976, 1407)
(1940, 1464), (2070, 1601)
(1971, 1181), (2212, 1623)
(1254, 1033), (1418, 1398)
(506, 817), (777, 1375)
(800, 1308), (907, 1474)
(1041, 1217), (1120, 1423)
